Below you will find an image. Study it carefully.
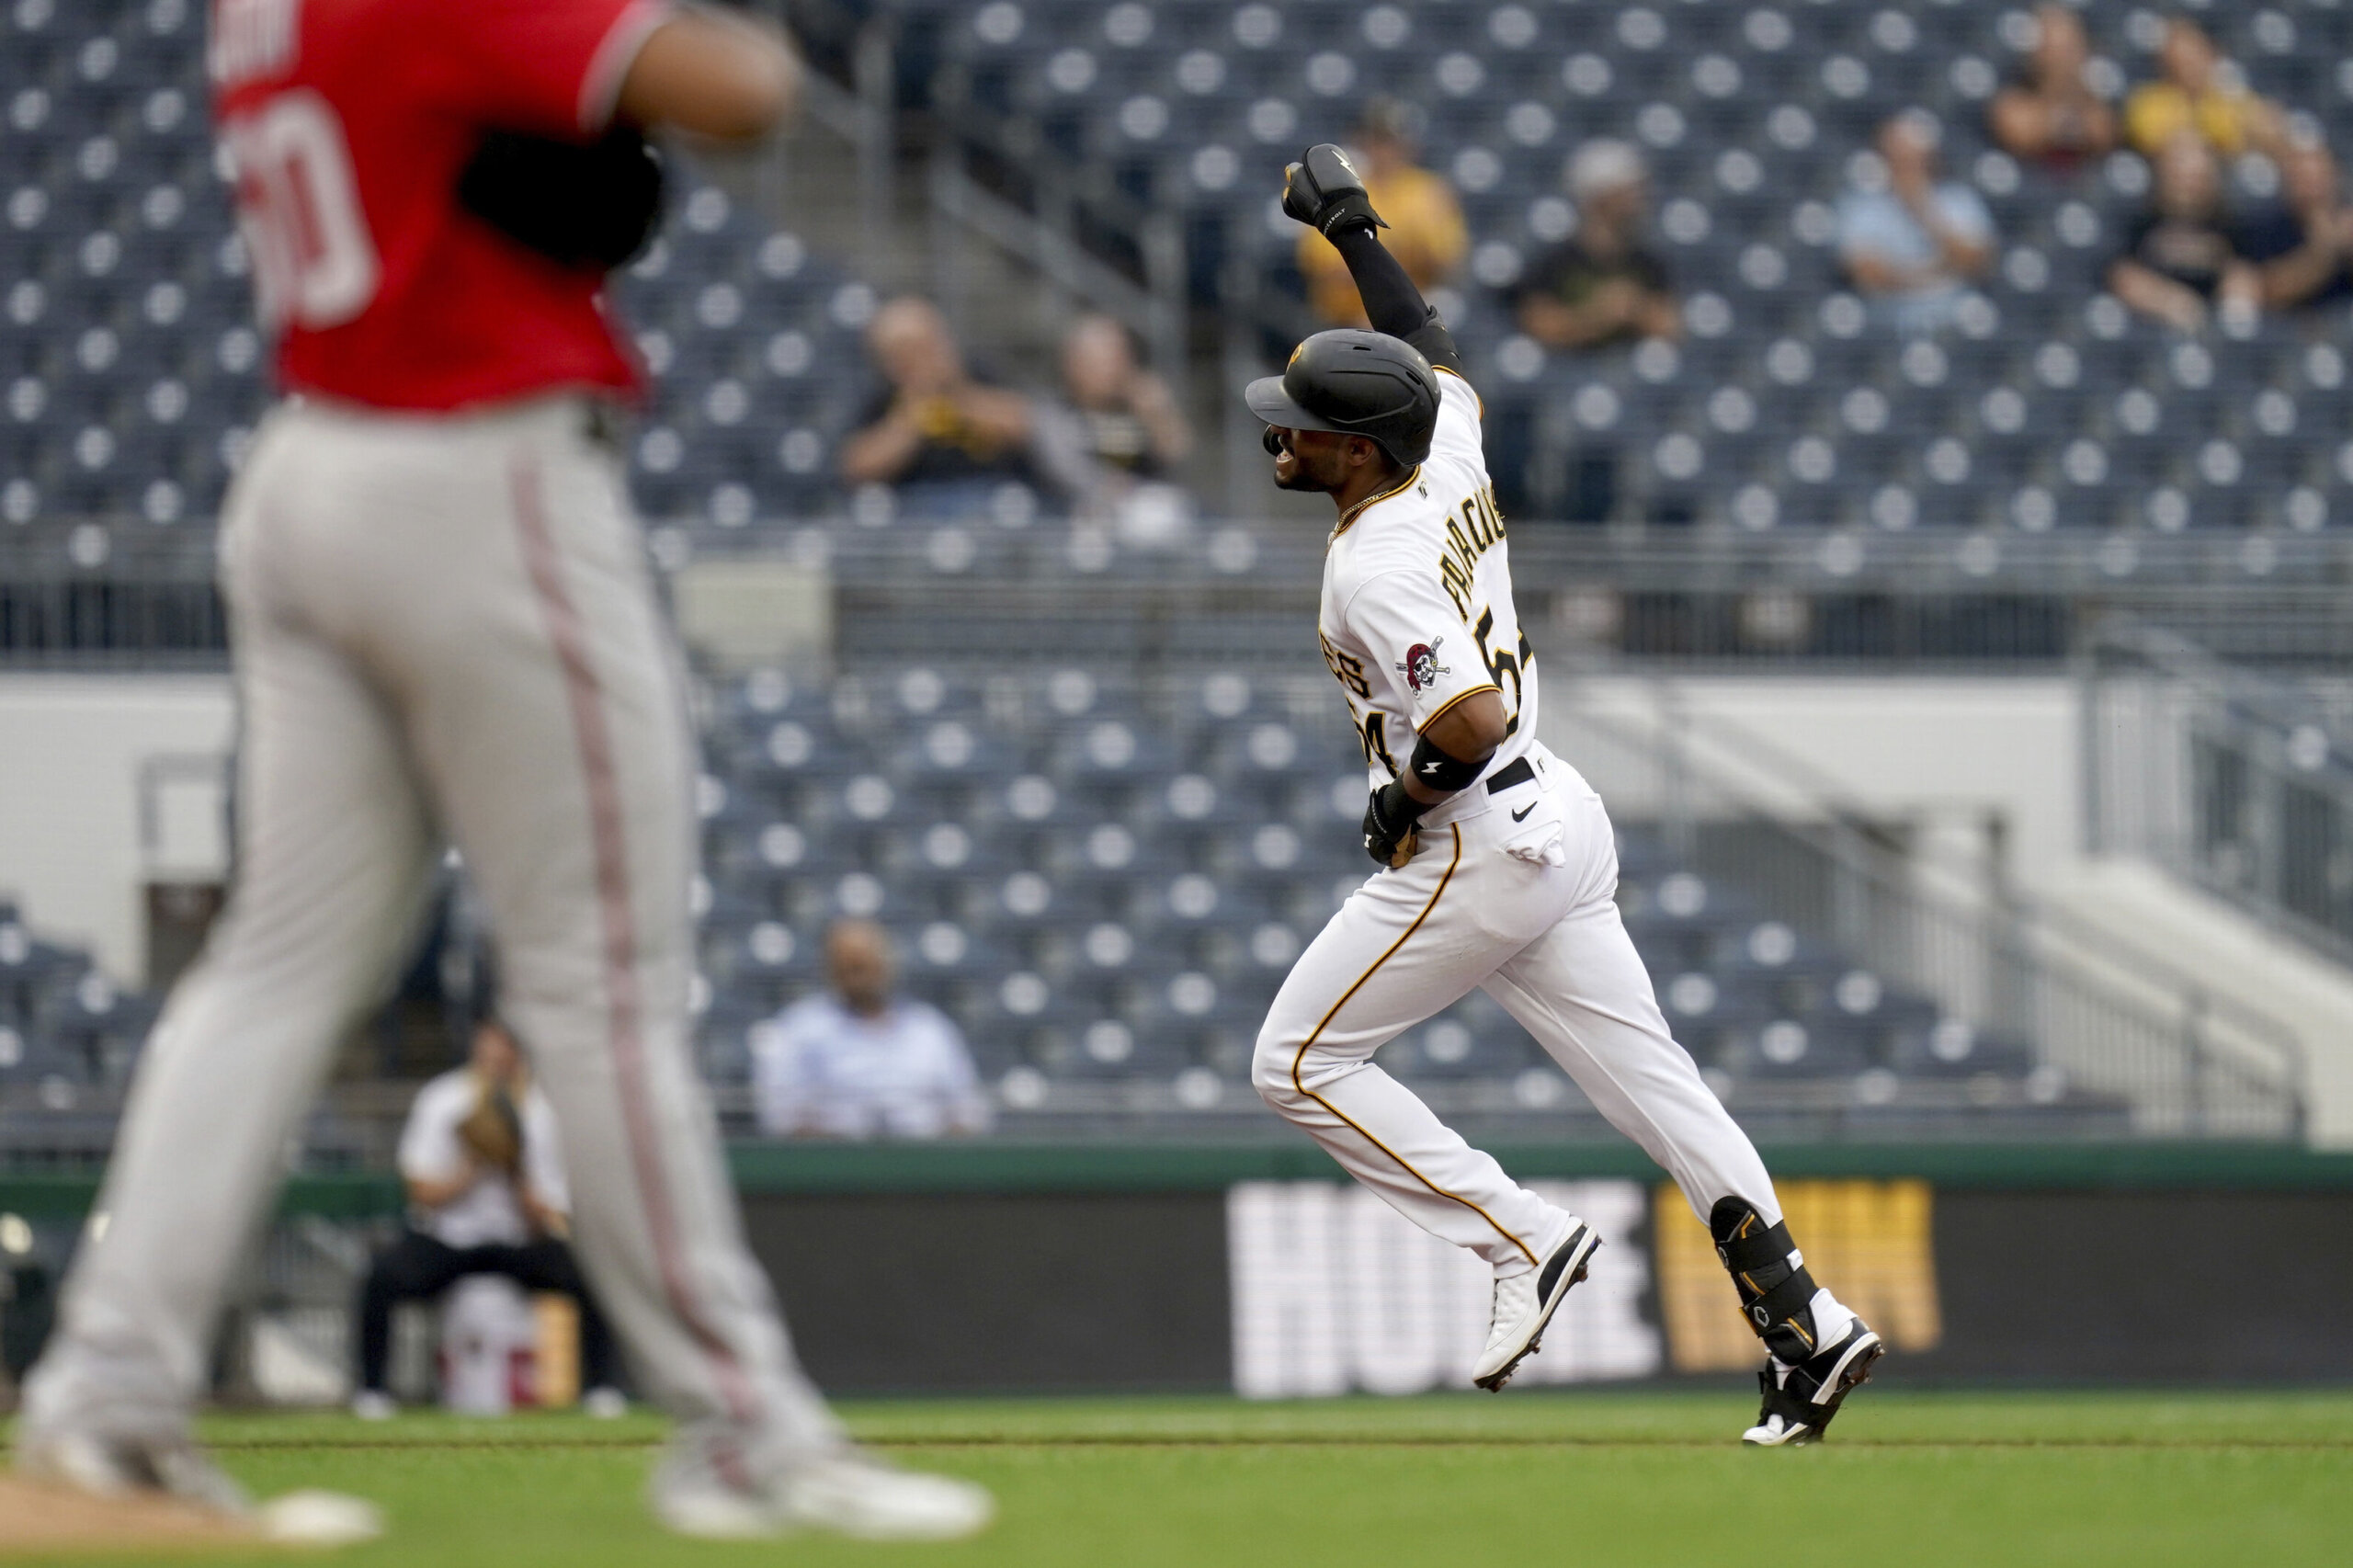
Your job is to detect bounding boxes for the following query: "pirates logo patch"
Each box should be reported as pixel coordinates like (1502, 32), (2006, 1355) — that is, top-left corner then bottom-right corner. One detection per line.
(1396, 638), (1449, 693)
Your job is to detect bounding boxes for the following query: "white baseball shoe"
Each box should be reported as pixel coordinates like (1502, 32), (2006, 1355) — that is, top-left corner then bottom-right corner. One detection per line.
(1742, 1316), (1884, 1446)
(1472, 1220), (1602, 1392)
(13, 1426), (251, 1517)
(582, 1387), (629, 1420)
(349, 1390), (397, 1422)
(653, 1446), (994, 1541)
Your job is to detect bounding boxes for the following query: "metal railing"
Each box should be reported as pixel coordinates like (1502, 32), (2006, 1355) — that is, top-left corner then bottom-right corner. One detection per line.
(2083, 616), (2353, 968)
(779, 0), (1193, 398)
(1554, 685), (2306, 1140)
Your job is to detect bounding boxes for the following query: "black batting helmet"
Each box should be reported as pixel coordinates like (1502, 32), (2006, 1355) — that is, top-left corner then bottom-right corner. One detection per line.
(1245, 329), (1440, 468)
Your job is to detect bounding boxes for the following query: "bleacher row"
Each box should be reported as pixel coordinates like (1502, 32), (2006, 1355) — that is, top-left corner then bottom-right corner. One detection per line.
(0, 644), (2096, 1134)
(0, 901), (153, 1110)
(684, 663), (2082, 1119)
(0, 0), (885, 534)
(13, 1), (2353, 549)
(917, 0), (2353, 532)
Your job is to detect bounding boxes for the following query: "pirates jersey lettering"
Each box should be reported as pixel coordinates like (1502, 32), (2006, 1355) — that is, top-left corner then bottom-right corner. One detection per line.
(1316, 368), (1539, 822)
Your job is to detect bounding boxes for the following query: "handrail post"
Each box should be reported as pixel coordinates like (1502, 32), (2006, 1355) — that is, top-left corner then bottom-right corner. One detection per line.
(2181, 986), (2209, 1137)
(851, 17), (896, 281)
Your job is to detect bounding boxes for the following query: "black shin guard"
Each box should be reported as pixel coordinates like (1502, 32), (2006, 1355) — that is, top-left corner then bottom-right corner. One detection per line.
(1709, 1198), (1823, 1364)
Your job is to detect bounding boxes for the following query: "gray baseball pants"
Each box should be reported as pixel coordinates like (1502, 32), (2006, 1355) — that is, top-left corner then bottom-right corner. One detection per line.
(22, 395), (839, 1462)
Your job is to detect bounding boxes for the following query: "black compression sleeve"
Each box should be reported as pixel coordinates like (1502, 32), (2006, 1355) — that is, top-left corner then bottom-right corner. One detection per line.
(1329, 227), (1464, 373)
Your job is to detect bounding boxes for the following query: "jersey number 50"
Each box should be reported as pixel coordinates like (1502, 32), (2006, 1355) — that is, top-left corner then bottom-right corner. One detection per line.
(222, 90), (380, 332)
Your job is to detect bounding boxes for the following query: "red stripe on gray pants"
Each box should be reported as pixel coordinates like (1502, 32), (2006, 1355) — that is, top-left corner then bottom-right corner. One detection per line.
(508, 453), (758, 1430)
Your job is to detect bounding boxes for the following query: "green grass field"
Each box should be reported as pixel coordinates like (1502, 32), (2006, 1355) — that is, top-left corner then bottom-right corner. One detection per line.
(8, 1390), (2353, 1567)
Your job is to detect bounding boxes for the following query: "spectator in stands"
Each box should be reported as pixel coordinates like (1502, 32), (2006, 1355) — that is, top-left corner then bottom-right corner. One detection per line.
(1034, 314), (1197, 545)
(1837, 112), (1996, 335)
(837, 296), (1039, 500)
(2109, 132), (2263, 333)
(2241, 138), (2353, 313)
(1297, 99), (1466, 328)
(1048, 314), (1192, 484)
(1991, 4), (2118, 173)
(2124, 17), (2285, 161)
(351, 1016), (620, 1420)
(1513, 141), (1680, 350)
(753, 921), (992, 1141)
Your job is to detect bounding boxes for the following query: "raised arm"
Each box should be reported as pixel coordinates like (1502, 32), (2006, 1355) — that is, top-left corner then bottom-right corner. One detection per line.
(618, 6), (801, 142)
(1283, 145), (1465, 374)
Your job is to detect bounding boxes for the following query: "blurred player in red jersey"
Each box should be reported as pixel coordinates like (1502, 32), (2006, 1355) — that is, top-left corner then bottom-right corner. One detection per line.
(13, 0), (990, 1541)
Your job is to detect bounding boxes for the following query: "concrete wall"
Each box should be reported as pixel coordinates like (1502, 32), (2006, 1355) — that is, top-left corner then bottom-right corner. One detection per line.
(1540, 674), (2082, 893)
(0, 675), (233, 983)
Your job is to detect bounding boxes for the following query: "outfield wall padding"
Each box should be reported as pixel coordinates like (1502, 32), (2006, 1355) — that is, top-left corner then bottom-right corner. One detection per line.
(6, 1144), (2349, 1393)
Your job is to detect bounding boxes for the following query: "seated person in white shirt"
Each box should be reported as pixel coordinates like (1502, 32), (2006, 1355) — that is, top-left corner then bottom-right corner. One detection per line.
(351, 1015), (620, 1417)
(754, 920), (994, 1140)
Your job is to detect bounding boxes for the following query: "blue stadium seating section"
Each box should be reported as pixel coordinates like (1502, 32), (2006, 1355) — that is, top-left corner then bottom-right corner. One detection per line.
(9, 1), (2353, 541)
(920, 0), (2353, 531)
(0, 899), (154, 1111)
(686, 663), (2075, 1121)
(0, 0), (871, 533)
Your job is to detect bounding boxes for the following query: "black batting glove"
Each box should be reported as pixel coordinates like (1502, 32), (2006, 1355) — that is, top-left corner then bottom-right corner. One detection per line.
(1362, 780), (1429, 869)
(1283, 143), (1389, 240)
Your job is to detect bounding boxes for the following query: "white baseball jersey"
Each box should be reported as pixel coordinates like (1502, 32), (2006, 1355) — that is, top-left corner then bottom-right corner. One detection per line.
(1255, 359), (1806, 1338)
(1318, 369), (1538, 820)
(397, 1069), (570, 1247)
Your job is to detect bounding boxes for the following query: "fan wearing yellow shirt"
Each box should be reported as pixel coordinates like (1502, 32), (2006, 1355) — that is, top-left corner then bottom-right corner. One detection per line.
(1297, 100), (1467, 328)
(2124, 17), (2286, 160)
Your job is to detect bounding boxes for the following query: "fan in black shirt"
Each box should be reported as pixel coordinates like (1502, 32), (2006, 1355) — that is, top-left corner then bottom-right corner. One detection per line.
(2109, 133), (2262, 332)
(1513, 141), (1680, 351)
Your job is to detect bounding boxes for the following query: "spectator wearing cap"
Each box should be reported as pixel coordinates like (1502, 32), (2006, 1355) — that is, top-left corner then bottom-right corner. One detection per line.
(753, 921), (993, 1141)
(838, 296), (1040, 506)
(2109, 131), (2263, 333)
(1513, 141), (1680, 351)
(2123, 17), (2285, 162)
(1991, 4), (2118, 174)
(1297, 99), (1467, 328)
(2241, 138), (2353, 313)
(1837, 113), (1996, 335)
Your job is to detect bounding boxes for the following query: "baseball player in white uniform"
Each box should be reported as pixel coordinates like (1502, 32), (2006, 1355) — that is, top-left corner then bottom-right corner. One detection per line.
(14, 0), (986, 1540)
(1247, 147), (1882, 1443)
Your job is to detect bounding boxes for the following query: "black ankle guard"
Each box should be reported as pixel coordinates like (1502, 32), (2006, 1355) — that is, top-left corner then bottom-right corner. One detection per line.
(1710, 1198), (1823, 1363)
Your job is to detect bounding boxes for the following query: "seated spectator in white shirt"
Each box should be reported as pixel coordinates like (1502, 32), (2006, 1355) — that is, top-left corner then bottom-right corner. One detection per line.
(1838, 112), (1996, 335)
(351, 1016), (620, 1418)
(754, 921), (993, 1140)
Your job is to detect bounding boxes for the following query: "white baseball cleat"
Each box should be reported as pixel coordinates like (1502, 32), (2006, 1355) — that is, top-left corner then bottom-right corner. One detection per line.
(653, 1447), (995, 1541)
(13, 1427), (251, 1517)
(582, 1387), (629, 1420)
(349, 1390), (397, 1422)
(1472, 1220), (1602, 1392)
(1742, 1317), (1884, 1447)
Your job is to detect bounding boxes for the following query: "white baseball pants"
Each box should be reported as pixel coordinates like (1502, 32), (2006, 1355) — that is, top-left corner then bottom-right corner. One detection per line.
(1253, 753), (1783, 1277)
(25, 396), (839, 1460)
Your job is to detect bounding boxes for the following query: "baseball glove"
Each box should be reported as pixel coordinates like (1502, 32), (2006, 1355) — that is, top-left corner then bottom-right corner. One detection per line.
(456, 1086), (525, 1176)
(1282, 142), (1389, 239)
(458, 126), (666, 272)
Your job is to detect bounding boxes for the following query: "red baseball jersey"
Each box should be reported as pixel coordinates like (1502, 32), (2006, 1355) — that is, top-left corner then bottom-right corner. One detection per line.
(208, 0), (669, 411)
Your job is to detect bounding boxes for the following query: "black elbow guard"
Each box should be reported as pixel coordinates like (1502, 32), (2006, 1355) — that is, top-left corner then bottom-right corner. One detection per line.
(1404, 319), (1464, 376)
(1407, 732), (1485, 793)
